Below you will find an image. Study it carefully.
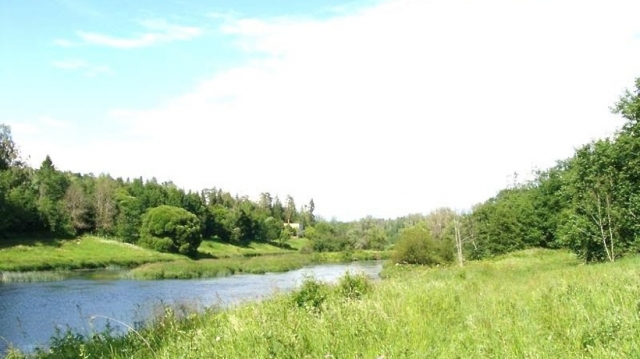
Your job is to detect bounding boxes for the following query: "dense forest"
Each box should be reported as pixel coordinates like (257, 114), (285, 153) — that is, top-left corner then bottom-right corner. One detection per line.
(1, 78), (639, 264)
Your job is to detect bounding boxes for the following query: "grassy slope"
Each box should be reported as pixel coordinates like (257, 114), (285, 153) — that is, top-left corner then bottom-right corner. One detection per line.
(0, 236), (181, 271)
(198, 239), (304, 258)
(14, 248), (640, 358)
(0, 237), (309, 273)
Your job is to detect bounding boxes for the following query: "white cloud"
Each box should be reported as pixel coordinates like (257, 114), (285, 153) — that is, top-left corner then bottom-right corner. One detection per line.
(39, 0), (640, 220)
(51, 59), (113, 77)
(76, 19), (201, 49)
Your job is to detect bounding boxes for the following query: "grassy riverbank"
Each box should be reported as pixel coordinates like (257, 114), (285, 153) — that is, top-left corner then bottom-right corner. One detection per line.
(0, 235), (388, 282)
(0, 236), (181, 272)
(9, 248), (640, 358)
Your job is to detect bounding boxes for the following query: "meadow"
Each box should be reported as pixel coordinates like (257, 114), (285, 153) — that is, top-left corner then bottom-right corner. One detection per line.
(8, 248), (640, 358)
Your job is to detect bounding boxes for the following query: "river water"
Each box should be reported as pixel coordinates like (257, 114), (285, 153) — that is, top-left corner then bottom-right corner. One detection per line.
(0, 261), (382, 355)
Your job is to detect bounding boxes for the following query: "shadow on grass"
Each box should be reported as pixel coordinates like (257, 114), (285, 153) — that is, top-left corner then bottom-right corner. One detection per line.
(195, 251), (218, 260)
(0, 233), (66, 249)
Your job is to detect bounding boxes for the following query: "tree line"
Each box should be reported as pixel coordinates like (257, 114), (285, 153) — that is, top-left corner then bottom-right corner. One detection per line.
(0, 135), (315, 251)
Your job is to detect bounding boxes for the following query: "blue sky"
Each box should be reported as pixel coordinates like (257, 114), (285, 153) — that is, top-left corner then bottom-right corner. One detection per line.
(2, 0), (640, 220)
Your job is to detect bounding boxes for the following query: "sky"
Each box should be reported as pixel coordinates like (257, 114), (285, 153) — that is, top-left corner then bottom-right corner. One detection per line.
(1, 0), (640, 221)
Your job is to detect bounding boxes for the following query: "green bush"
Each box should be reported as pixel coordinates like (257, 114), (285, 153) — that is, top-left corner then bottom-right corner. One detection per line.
(337, 271), (372, 300)
(138, 205), (202, 257)
(392, 226), (453, 265)
(291, 276), (330, 311)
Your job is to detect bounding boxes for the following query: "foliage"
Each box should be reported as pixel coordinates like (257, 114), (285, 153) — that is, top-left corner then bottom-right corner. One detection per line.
(139, 205), (202, 257)
(291, 276), (330, 311)
(337, 271), (372, 300)
(392, 226), (453, 265)
(557, 78), (640, 262)
(469, 186), (542, 259)
(307, 221), (353, 252)
(0, 124), (20, 171)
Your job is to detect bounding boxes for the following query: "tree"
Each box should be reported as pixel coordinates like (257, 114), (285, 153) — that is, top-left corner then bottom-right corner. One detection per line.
(470, 186), (541, 259)
(452, 212), (477, 267)
(392, 226), (453, 265)
(611, 77), (640, 125)
(0, 124), (20, 171)
(263, 216), (283, 243)
(258, 192), (273, 214)
(35, 156), (72, 236)
(208, 204), (233, 242)
(139, 205), (202, 257)
(307, 198), (316, 225)
(425, 207), (456, 242)
(559, 79), (640, 262)
(272, 196), (285, 221)
(284, 195), (297, 223)
(560, 141), (623, 262)
(115, 189), (144, 243)
(94, 175), (117, 235)
(63, 180), (92, 233)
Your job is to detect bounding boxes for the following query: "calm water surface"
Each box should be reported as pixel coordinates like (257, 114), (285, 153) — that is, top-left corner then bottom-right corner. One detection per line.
(0, 261), (382, 355)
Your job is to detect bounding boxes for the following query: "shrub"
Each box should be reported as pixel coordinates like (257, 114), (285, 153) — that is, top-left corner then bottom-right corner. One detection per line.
(337, 271), (372, 300)
(392, 226), (453, 265)
(291, 276), (330, 311)
(138, 205), (202, 257)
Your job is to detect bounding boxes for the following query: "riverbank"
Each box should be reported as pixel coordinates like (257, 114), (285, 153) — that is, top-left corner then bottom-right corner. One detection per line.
(128, 250), (389, 279)
(7, 248), (640, 358)
(0, 236), (389, 282)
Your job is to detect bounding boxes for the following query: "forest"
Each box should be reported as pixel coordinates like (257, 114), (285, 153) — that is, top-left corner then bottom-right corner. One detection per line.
(1, 78), (640, 266)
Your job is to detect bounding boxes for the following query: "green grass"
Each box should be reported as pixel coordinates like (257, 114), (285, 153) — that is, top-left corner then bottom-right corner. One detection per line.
(13, 248), (640, 358)
(0, 236), (181, 272)
(128, 253), (314, 279)
(197, 239), (300, 258)
(286, 237), (310, 251)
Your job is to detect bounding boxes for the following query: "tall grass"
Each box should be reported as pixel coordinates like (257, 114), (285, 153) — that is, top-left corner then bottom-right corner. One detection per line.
(128, 254), (314, 279)
(12, 248), (640, 358)
(0, 271), (67, 283)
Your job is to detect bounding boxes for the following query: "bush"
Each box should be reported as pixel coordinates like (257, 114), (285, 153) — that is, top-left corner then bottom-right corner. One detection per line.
(392, 226), (453, 265)
(337, 271), (372, 300)
(291, 276), (330, 311)
(139, 205), (202, 257)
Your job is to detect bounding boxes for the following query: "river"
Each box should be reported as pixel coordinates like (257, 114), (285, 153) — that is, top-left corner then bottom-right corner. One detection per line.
(0, 261), (382, 355)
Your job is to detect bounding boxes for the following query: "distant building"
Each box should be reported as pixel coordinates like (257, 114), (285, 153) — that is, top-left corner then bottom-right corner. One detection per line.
(284, 222), (304, 237)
